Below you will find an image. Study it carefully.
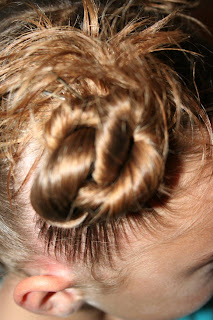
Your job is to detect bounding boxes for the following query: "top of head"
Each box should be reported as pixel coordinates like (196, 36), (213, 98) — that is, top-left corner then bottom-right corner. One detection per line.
(0, 0), (212, 231)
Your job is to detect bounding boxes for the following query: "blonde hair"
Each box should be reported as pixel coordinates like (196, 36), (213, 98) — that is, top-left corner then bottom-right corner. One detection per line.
(0, 0), (212, 272)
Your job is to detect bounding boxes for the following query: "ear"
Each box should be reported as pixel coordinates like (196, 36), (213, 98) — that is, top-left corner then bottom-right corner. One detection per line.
(13, 275), (84, 317)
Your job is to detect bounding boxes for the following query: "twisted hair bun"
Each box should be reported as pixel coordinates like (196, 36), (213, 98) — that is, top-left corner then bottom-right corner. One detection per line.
(0, 0), (203, 228)
(31, 91), (167, 227)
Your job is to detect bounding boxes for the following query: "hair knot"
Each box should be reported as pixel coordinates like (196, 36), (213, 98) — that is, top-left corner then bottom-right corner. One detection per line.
(31, 94), (167, 227)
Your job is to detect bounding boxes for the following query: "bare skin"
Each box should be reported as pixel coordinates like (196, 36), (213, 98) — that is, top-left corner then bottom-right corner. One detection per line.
(1, 274), (125, 320)
(0, 275), (105, 320)
(11, 158), (213, 320)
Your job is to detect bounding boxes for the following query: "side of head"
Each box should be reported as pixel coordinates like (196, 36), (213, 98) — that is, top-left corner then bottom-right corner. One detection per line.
(0, 1), (213, 319)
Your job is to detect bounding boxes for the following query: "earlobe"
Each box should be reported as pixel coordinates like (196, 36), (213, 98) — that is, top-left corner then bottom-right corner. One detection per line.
(14, 275), (84, 317)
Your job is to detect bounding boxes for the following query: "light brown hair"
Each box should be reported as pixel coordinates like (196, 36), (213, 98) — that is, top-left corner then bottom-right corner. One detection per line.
(0, 0), (212, 273)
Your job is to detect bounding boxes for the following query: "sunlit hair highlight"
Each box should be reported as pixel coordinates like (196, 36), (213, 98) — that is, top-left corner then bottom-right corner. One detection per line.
(0, 0), (212, 271)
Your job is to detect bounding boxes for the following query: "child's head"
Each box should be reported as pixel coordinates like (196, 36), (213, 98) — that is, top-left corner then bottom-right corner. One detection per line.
(0, 0), (213, 319)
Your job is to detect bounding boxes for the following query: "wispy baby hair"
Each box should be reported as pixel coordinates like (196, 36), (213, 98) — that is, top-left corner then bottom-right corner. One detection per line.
(0, 0), (212, 269)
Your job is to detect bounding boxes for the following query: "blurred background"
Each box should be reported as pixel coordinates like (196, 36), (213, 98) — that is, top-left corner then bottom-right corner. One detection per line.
(193, 0), (213, 32)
